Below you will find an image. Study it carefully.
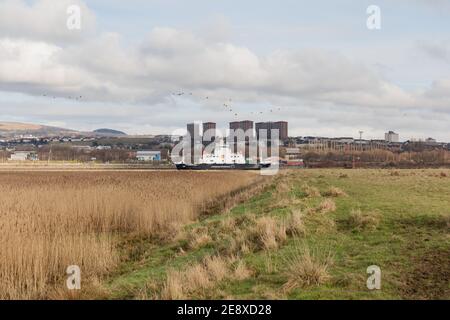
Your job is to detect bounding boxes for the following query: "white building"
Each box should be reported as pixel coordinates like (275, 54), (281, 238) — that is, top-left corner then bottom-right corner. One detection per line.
(285, 147), (301, 160)
(9, 151), (38, 161)
(385, 131), (399, 143)
(136, 151), (161, 161)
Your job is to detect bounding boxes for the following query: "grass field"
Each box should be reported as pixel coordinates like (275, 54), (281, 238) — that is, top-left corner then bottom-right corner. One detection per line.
(1, 169), (449, 299)
(107, 169), (450, 300)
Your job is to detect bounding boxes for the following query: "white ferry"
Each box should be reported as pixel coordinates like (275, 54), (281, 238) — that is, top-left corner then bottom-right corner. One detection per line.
(176, 141), (270, 170)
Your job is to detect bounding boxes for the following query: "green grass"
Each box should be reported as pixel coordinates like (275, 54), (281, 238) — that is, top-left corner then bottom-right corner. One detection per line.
(106, 169), (450, 300)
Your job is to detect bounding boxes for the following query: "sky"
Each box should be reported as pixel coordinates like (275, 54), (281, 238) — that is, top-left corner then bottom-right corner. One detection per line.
(0, 0), (450, 140)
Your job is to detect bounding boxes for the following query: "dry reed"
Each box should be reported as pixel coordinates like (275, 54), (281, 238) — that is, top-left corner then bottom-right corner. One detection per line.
(0, 171), (260, 299)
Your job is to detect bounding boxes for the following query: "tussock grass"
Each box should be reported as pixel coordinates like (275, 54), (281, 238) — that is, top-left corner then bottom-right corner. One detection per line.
(285, 209), (306, 236)
(220, 216), (236, 232)
(347, 209), (381, 230)
(161, 269), (185, 300)
(160, 255), (251, 299)
(204, 256), (229, 281)
(274, 180), (292, 195)
(283, 244), (333, 291)
(188, 228), (213, 250)
(233, 260), (252, 280)
(303, 185), (321, 198)
(317, 199), (337, 214)
(323, 186), (347, 197)
(249, 217), (287, 250)
(185, 264), (213, 292)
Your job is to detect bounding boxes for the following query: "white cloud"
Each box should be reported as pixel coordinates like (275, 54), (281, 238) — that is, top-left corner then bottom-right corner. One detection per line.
(0, 0), (96, 43)
(1, 0), (450, 140)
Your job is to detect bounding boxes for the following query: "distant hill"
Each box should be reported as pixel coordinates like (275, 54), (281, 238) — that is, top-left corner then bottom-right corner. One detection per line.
(0, 122), (128, 138)
(0, 122), (78, 137)
(93, 128), (127, 136)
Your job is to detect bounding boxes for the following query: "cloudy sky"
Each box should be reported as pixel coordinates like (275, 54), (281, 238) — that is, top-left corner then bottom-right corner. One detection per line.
(1, 0), (450, 140)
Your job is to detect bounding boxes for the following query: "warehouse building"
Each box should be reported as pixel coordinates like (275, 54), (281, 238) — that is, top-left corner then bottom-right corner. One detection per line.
(9, 151), (38, 161)
(136, 151), (161, 161)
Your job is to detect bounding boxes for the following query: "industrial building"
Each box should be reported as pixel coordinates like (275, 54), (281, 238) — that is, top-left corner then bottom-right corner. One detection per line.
(284, 147), (301, 160)
(9, 151), (38, 161)
(385, 131), (399, 143)
(136, 151), (161, 161)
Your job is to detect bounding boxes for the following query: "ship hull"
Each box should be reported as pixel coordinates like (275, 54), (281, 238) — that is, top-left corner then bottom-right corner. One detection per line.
(176, 163), (270, 171)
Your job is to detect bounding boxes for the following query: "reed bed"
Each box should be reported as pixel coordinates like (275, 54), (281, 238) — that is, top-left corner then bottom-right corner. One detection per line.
(0, 171), (260, 299)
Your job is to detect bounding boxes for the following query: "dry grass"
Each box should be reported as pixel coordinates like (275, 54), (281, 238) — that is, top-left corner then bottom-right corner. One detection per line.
(323, 186), (347, 197)
(233, 260), (252, 280)
(185, 264), (213, 292)
(316, 199), (337, 214)
(204, 256), (229, 281)
(285, 209), (306, 236)
(274, 179), (292, 195)
(0, 171), (261, 299)
(188, 228), (213, 250)
(445, 214), (450, 229)
(390, 171), (400, 176)
(160, 255), (250, 299)
(347, 209), (381, 230)
(220, 216), (236, 232)
(303, 185), (321, 198)
(283, 244), (333, 291)
(161, 269), (185, 300)
(249, 216), (287, 250)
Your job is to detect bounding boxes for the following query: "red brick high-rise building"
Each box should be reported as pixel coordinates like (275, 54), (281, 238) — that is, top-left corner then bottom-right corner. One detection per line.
(229, 120), (254, 158)
(202, 122), (216, 143)
(256, 121), (288, 141)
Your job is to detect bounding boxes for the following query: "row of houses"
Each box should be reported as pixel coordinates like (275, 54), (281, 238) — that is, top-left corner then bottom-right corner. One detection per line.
(6, 150), (162, 162)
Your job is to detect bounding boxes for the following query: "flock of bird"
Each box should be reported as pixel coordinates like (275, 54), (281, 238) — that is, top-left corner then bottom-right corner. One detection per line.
(171, 91), (283, 117)
(41, 90), (283, 118)
(43, 94), (83, 101)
